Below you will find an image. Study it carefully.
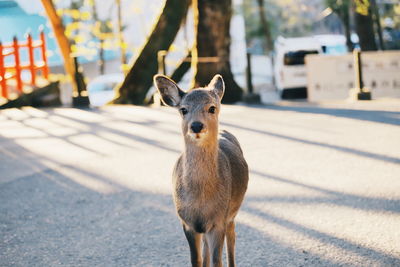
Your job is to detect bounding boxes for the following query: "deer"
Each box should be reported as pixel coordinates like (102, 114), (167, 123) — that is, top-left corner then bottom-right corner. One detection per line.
(153, 74), (249, 267)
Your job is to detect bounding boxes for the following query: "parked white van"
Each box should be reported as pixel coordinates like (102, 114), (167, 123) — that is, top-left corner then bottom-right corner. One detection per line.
(314, 34), (348, 55)
(273, 36), (322, 98)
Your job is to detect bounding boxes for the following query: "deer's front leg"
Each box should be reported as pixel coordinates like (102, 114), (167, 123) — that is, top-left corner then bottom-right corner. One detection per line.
(202, 236), (210, 267)
(226, 221), (236, 267)
(183, 224), (203, 267)
(205, 227), (226, 267)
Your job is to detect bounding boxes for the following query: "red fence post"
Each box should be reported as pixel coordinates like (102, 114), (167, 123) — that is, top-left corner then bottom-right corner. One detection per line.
(13, 36), (23, 92)
(0, 42), (7, 98)
(40, 31), (49, 79)
(27, 33), (36, 86)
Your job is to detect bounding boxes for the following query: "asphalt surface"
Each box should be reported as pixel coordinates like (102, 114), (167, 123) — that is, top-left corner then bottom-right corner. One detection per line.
(1, 100), (400, 266)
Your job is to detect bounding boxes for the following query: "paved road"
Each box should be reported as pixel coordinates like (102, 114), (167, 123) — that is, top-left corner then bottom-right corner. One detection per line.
(1, 100), (400, 266)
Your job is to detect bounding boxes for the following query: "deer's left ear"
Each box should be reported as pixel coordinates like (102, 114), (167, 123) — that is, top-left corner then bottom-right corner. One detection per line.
(208, 74), (225, 100)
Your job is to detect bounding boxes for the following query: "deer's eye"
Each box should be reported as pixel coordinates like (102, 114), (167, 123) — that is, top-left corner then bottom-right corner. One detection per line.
(208, 106), (216, 114)
(180, 107), (188, 115)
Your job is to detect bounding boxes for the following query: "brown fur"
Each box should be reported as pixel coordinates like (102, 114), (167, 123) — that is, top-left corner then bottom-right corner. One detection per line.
(154, 74), (249, 267)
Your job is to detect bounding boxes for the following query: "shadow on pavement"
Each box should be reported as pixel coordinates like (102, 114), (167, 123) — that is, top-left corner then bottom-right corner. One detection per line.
(250, 170), (400, 214)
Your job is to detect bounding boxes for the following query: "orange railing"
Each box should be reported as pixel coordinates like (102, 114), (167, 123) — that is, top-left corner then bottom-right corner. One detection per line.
(0, 31), (49, 99)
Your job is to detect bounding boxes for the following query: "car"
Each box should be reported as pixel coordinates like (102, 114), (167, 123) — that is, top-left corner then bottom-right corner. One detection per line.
(273, 36), (322, 98)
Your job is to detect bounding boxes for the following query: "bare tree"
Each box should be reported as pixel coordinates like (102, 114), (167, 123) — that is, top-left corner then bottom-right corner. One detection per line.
(113, 0), (190, 104)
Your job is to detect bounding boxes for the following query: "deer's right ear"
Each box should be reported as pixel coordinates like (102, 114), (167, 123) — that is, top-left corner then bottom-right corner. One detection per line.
(154, 75), (185, 107)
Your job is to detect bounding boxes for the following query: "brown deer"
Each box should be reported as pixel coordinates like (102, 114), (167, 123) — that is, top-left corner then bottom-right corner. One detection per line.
(154, 74), (249, 267)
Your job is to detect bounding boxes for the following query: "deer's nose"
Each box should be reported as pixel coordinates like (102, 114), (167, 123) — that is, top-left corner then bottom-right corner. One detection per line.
(190, 121), (204, 133)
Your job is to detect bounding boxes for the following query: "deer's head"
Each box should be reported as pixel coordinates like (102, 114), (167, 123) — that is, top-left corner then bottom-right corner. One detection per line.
(154, 74), (225, 146)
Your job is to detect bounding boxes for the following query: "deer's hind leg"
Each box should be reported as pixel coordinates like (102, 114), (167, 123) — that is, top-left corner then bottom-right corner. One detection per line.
(183, 224), (203, 267)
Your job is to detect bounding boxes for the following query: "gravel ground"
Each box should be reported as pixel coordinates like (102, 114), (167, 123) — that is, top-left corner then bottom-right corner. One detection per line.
(1, 100), (400, 266)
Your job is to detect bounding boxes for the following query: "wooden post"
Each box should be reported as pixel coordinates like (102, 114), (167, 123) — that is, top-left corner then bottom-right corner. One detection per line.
(13, 36), (23, 92)
(353, 49), (371, 100)
(246, 52), (253, 94)
(40, 30), (49, 79)
(0, 42), (7, 98)
(71, 56), (90, 107)
(157, 50), (167, 75)
(27, 34), (36, 86)
(243, 51), (260, 104)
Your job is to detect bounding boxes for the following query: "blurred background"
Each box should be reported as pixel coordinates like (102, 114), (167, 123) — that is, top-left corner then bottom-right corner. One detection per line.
(0, 0), (399, 107)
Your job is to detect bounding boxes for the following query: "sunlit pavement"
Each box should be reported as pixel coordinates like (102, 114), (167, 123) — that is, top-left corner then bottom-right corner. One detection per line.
(1, 100), (400, 266)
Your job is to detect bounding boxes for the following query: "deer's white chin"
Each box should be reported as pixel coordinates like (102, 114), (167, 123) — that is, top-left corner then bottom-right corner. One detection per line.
(188, 132), (207, 143)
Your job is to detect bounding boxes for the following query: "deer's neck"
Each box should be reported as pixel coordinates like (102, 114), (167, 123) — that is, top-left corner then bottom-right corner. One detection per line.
(182, 138), (219, 183)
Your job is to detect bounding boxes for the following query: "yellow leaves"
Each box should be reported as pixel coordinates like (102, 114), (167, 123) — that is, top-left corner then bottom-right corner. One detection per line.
(71, 44), (97, 57)
(71, 44), (78, 53)
(73, 34), (86, 44)
(71, 9), (81, 20)
(54, 1), (128, 60)
(289, 16), (298, 26)
(86, 0), (94, 7)
(91, 21), (115, 40)
(80, 11), (91, 20)
(101, 39), (122, 49)
(56, 9), (63, 17)
(102, 41), (114, 49)
(121, 63), (130, 73)
(95, 31), (115, 41)
(276, 0), (293, 6)
(58, 9), (92, 20)
(120, 41), (128, 49)
(64, 22), (82, 38)
(169, 44), (178, 52)
(394, 4), (400, 15)
(354, 0), (370, 16)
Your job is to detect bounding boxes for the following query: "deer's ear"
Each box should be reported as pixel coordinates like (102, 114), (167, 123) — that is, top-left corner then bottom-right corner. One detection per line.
(154, 75), (185, 107)
(208, 74), (225, 100)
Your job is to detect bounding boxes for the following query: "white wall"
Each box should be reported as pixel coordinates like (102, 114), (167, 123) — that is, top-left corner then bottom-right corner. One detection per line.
(306, 51), (400, 101)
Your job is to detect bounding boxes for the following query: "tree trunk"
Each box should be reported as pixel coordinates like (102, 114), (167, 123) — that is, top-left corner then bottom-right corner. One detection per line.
(342, 4), (353, 51)
(370, 0), (384, 50)
(40, 0), (77, 93)
(0, 82), (61, 109)
(114, 0), (190, 104)
(192, 0), (243, 103)
(256, 0), (273, 53)
(354, 0), (377, 51)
